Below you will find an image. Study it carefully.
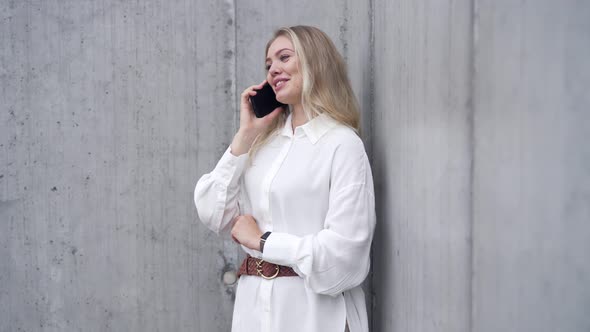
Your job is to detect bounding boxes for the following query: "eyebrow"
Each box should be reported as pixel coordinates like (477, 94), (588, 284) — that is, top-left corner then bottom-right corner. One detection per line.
(265, 48), (294, 63)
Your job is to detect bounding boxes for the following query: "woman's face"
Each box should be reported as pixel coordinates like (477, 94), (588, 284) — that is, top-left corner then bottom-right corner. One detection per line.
(265, 36), (303, 105)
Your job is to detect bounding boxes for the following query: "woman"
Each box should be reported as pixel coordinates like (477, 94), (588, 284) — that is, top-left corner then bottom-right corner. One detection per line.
(194, 26), (375, 332)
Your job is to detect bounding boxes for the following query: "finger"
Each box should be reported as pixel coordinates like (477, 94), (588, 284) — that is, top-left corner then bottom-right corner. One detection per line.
(242, 86), (261, 99)
(242, 84), (257, 95)
(242, 88), (255, 97)
(241, 92), (255, 105)
(244, 79), (267, 96)
(254, 80), (267, 90)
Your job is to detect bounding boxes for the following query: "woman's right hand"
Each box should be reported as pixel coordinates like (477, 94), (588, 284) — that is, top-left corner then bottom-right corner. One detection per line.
(230, 80), (283, 156)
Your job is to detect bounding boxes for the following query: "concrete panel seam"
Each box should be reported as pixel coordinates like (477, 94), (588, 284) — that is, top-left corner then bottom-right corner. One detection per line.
(368, 0), (376, 331)
(468, 0), (478, 331)
(232, 0), (238, 132)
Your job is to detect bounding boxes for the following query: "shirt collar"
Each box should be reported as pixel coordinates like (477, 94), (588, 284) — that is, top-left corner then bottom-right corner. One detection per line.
(280, 112), (339, 144)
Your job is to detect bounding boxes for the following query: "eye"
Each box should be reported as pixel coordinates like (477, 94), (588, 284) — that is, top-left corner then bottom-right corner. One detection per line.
(265, 63), (271, 71)
(280, 54), (290, 62)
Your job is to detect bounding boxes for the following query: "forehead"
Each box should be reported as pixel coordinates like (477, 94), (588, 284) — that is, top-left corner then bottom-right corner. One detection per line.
(266, 36), (294, 58)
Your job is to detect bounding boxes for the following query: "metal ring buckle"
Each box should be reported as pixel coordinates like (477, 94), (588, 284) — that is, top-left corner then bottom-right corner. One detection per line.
(255, 258), (280, 280)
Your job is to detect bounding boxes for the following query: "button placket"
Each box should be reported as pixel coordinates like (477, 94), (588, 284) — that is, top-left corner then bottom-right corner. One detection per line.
(259, 279), (273, 332)
(260, 136), (293, 227)
(257, 136), (293, 332)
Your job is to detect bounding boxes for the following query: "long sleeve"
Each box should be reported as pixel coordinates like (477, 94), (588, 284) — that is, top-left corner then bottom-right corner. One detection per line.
(194, 146), (249, 234)
(261, 138), (376, 296)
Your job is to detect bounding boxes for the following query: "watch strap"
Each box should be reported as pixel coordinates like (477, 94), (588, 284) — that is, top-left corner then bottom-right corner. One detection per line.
(260, 231), (272, 253)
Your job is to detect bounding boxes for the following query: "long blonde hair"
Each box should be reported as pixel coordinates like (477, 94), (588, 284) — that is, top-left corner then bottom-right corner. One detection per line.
(250, 26), (360, 157)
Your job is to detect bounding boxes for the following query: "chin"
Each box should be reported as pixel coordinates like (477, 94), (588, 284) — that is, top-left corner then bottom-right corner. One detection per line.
(276, 94), (290, 105)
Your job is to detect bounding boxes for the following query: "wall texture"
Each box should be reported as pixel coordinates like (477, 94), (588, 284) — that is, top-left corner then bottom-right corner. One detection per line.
(371, 0), (590, 332)
(471, 1), (590, 331)
(1, 1), (239, 331)
(372, 1), (473, 331)
(1, 0), (589, 331)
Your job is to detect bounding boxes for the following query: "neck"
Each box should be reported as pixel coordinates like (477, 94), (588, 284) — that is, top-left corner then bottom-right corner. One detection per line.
(290, 103), (307, 130)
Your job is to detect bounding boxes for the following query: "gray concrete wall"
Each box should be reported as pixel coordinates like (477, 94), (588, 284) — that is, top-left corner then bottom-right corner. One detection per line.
(1, 1), (238, 331)
(372, 0), (590, 332)
(472, 1), (590, 331)
(371, 1), (473, 331)
(2, 0), (589, 331)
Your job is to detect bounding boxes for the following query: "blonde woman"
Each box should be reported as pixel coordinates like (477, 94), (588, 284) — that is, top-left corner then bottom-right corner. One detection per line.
(194, 26), (375, 332)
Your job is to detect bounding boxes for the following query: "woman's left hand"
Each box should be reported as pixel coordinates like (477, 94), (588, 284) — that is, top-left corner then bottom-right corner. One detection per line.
(231, 215), (263, 251)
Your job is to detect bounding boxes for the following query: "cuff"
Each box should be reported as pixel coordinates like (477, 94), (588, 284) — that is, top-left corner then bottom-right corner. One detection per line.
(261, 232), (302, 267)
(214, 146), (249, 187)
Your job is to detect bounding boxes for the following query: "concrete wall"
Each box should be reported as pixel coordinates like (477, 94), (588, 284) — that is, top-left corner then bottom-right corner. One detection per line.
(1, 1), (238, 330)
(372, 0), (590, 332)
(2, 0), (589, 331)
(371, 1), (473, 330)
(471, 1), (590, 331)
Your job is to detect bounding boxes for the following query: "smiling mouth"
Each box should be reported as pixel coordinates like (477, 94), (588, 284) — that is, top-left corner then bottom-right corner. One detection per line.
(275, 79), (288, 90)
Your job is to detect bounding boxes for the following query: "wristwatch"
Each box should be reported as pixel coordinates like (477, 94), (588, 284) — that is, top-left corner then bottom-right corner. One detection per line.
(260, 231), (272, 253)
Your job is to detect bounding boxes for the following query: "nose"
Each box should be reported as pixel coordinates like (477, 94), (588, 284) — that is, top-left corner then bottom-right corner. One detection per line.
(268, 62), (281, 77)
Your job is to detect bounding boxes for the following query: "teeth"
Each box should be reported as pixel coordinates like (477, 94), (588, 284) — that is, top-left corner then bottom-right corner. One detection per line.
(276, 80), (285, 88)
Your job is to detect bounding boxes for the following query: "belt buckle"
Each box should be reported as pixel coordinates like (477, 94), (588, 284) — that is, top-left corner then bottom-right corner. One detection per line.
(255, 258), (280, 280)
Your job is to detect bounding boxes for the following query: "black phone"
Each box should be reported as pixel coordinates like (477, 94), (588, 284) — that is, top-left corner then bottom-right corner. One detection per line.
(249, 83), (286, 118)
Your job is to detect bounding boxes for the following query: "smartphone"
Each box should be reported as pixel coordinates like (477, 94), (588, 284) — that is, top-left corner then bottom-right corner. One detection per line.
(249, 83), (286, 118)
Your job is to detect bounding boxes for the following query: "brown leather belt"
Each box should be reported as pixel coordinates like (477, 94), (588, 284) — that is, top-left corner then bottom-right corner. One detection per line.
(237, 255), (299, 279)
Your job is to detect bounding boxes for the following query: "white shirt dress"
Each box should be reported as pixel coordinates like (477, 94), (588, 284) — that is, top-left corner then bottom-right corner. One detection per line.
(194, 112), (376, 332)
